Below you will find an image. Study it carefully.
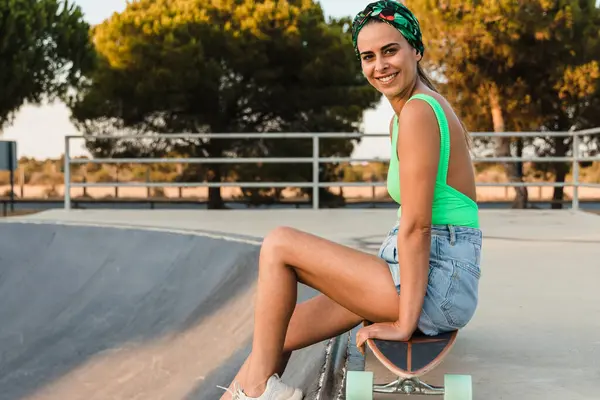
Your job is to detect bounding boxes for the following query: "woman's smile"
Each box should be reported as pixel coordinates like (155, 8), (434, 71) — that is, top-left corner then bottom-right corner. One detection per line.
(376, 72), (399, 84)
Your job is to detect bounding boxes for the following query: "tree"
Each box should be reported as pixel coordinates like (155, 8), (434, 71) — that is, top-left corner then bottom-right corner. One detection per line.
(68, 0), (380, 208)
(409, 0), (600, 208)
(0, 0), (94, 130)
(529, 0), (600, 207)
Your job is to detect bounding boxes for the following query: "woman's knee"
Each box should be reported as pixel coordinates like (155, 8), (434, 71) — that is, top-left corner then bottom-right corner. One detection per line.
(261, 226), (296, 251)
(260, 226), (297, 260)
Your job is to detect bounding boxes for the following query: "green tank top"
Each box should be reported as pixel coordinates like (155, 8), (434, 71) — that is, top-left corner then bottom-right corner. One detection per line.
(386, 93), (479, 228)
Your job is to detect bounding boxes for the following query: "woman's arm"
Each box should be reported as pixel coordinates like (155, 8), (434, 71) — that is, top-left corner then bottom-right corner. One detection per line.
(354, 99), (441, 348)
(395, 98), (441, 334)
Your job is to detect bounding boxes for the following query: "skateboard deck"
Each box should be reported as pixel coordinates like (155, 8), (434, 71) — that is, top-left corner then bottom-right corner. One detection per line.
(346, 322), (472, 399)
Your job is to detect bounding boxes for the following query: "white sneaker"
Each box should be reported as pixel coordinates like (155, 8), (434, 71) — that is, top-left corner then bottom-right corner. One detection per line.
(218, 374), (303, 400)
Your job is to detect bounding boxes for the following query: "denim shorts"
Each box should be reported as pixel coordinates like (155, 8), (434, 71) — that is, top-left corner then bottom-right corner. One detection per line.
(378, 223), (482, 336)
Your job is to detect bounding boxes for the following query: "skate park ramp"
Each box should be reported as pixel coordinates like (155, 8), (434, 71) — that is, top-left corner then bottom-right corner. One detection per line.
(0, 220), (342, 400)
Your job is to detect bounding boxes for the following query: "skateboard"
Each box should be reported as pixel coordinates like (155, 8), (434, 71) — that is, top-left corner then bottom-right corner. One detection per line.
(346, 322), (472, 399)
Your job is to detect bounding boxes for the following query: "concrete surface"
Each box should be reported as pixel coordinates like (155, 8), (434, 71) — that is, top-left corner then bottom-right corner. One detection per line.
(1, 209), (599, 399)
(0, 219), (329, 400)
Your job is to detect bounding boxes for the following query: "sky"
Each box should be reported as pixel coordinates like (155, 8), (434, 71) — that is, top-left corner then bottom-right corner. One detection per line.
(2, 0), (394, 161)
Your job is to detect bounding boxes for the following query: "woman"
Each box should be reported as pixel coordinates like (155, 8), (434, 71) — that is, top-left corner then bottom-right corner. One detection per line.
(219, 1), (482, 399)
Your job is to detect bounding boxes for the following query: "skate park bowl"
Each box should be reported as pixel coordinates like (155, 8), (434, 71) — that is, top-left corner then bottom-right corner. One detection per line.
(0, 208), (599, 399)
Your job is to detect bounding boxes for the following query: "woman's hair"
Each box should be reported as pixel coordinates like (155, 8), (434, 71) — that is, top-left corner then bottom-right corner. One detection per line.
(416, 63), (472, 147)
(417, 63), (436, 91)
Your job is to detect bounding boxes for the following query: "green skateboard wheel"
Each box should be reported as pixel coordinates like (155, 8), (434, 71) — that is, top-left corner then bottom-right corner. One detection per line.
(346, 371), (373, 400)
(444, 374), (472, 400)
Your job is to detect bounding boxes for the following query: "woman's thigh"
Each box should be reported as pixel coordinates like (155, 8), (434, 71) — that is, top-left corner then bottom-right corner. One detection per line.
(262, 226), (399, 323)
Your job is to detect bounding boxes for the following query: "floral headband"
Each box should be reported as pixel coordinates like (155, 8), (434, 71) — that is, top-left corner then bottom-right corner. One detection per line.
(351, 1), (425, 60)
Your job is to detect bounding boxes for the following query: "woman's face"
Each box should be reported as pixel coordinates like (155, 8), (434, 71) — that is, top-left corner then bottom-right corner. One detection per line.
(356, 22), (421, 98)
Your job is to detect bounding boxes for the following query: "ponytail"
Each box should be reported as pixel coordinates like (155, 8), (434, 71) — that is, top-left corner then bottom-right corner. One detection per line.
(417, 64), (472, 148)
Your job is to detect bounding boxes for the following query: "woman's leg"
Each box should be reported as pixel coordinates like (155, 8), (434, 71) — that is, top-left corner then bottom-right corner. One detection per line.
(241, 226), (399, 397)
(219, 293), (364, 400)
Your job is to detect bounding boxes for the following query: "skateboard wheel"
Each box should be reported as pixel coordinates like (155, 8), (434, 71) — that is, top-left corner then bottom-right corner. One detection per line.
(346, 371), (373, 400)
(444, 374), (472, 400)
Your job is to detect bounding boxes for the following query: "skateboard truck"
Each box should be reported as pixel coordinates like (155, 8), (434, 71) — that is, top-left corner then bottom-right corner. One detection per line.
(374, 377), (444, 395)
(347, 371), (471, 399)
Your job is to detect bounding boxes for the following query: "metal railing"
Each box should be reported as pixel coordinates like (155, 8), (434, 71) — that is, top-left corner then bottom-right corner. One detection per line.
(63, 127), (600, 210)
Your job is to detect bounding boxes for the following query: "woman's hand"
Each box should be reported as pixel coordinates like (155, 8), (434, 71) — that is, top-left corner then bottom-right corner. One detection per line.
(356, 322), (413, 355)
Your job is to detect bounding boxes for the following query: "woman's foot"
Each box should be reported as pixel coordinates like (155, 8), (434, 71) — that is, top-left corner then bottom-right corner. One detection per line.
(218, 374), (303, 400)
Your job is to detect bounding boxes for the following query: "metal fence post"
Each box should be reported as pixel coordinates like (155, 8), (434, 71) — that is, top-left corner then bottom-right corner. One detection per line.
(64, 136), (71, 210)
(312, 136), (319, 209)
(572, 132), (579, 210)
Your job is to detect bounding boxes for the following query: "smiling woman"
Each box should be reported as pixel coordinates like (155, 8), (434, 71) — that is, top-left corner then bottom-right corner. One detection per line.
(350, 0), (482, 318)
(216, 2), (483, 400)
(349, 0), (482, 346)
